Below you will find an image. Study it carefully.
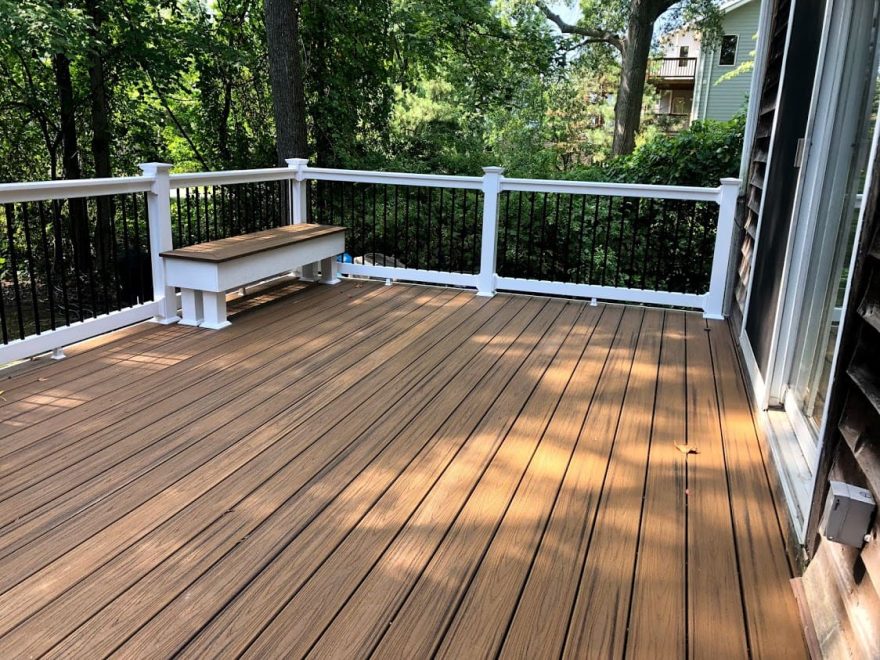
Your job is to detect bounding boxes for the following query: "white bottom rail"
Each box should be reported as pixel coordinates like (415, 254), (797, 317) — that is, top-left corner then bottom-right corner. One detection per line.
(337, 263), (713, 315)
(0, 300), (162, 365)
(337, 263), (479, 289)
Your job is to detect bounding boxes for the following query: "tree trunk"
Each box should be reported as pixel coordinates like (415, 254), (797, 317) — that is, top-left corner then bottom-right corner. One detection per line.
(612, 1), (654, 155)
(84, 0), (114, 270)
(264, 0), (309, 165)
(53, 51), (91, 272)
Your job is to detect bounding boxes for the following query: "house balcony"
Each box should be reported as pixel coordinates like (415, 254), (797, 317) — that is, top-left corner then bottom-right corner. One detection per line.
(0, 165), (806, 657)
(648, 57), (698, 90)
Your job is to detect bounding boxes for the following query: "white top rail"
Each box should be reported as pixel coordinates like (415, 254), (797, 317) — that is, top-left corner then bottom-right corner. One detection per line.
(500, 177), (722, 203)
(170, 167), (296, 189)
(0, 176), (153, 205)
(303, 167), (484, 190)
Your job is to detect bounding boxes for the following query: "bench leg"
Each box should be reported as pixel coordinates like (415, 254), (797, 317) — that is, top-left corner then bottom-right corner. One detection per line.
(299, 262), (318, 282)
(319, 256), (340, 285)
(201, 291), (231, 330)
(179, 288), (204, 327)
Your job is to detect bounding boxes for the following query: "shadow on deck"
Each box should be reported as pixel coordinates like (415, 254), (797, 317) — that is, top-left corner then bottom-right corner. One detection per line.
(0, 280), (806, 658)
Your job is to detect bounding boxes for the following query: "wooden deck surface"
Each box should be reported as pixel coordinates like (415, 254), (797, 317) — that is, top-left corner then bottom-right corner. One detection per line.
(0, 281), (807, 658)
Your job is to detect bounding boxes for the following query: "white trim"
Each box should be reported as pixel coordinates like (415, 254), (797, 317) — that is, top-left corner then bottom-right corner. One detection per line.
(0, 301), (161, 365)
(495, 276), (707, 309)
(739, 0), (798, 353)
(0, 176), (153, 204)
(738, 0), (776, 186)
(500, 178), (721, 202)
(170, 167), (295, 189)
(718, 34), (740, 67)
(337, 263), (479, 289)
(304, 168), (483, 190)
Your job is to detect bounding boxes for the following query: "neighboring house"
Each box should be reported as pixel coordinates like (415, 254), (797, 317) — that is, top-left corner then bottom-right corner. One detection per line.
(692, 0), (760, 121)
(733, 0), (880, 655)
(649, 0), (759, 130)
(647, 29), (700, 132)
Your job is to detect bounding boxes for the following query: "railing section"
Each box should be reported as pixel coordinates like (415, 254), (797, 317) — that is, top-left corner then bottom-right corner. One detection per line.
(0, 162), (738, 363)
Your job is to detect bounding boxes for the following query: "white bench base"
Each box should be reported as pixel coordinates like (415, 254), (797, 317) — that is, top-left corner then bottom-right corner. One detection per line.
(165, 231), (344, 329)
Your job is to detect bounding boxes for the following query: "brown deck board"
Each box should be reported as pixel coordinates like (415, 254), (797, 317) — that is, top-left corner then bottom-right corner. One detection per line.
(0, 284), (806, 658)
(685, 313), (749, 658)
(626, 310), (688, 658)
(160, 223), (344, 262)
(562, 308), (664, 659)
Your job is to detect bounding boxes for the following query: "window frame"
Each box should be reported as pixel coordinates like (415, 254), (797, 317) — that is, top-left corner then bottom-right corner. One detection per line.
(718, 35), (739, 66)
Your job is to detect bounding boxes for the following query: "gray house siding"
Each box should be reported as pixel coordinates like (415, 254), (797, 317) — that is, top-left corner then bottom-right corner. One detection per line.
(695, 1), (760, 121)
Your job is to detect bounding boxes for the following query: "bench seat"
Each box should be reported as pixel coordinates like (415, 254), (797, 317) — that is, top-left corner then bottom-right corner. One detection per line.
(161, 224), (345, 329)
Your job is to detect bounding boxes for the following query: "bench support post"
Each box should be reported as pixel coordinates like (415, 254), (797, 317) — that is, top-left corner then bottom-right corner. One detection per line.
(201, 292), (231, 330)
(320, 256), (340, 285)
(179, 288), (204, 326)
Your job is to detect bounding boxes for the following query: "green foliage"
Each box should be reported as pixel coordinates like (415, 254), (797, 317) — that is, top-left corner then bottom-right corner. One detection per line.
(579, 113), (746, 186)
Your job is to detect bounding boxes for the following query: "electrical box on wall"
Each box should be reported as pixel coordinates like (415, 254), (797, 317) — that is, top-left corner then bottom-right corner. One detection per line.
(820, 481), (876, 548)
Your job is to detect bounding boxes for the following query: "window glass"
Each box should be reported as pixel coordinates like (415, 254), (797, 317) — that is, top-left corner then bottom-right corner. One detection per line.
(719, 35), (738, 65)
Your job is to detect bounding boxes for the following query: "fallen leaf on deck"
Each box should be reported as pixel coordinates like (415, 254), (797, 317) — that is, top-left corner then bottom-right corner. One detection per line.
(675, 443), (699, 455)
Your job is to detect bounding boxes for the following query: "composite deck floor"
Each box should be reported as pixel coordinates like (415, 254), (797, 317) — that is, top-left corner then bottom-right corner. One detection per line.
(0, 281), (807, 659)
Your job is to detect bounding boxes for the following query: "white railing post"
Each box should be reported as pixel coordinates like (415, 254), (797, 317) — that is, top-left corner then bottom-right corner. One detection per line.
(478, 166), (504, 297)
(285, 157), (309, 224)
(139, 162), (179, 323)
(704, 177), (741, 319)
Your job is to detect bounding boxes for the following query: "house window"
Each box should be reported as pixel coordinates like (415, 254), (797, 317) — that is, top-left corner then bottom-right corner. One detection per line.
(719, 35), (738, 65)
(678, 45), (689, 66)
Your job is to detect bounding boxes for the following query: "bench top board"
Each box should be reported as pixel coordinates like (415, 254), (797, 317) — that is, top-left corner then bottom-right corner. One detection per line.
(161, 223), (345, 263)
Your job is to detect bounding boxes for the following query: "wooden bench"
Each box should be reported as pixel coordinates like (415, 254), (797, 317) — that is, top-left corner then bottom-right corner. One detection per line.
(161, 223), (345, 329)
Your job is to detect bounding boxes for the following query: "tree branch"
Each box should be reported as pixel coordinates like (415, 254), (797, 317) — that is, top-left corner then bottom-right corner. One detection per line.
(535, 1), (623, 53)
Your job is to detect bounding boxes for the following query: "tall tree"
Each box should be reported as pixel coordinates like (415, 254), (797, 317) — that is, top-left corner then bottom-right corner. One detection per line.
(537, 0), (719, 155)
(264, 0), (308, 164)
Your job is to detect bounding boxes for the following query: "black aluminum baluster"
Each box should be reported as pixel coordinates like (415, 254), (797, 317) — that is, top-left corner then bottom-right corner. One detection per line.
(601, 197), (614, 286)
(120, 194), (132, 307)
(195, 187), (203, 242)
(471, 190), (483, 273)
(36, 201), (57, 330)
(393, 186), (400, 267)
(615, 198), (628, 287)
(91, 197), (110, 314)
(538, 193), (550, 279)
(628, 198), (641, 288)
(210, 186), (218, 238)
(133, 194), (146, 304)
(415, 188), (422, 269)
(436, 187), (444, 269)
(404, 186), (411, 267)
(107, 195), (121, 311)
(21, 204), (42, 334)
(576, 196), (587, 283)
(5, 204), (26, 338)
(526, 193), (537, 279)
(461, 190), (469, 273)
(589, 197), (600, 284)
(185, 188), (193, 245)
(0, 207), (8, 343)
(382, 186), (389, 266)
(426, 188), (432, 269)
(49, 199), (70, 325)
(563, 194), (574, 282)
(449, 188), (456, 271)
(175, 189), (183, 246)
(514, 192), (524, 276)
(64, 200), (85, 321)
(641, 199), (654, 289)
(654, 200), (669, 290)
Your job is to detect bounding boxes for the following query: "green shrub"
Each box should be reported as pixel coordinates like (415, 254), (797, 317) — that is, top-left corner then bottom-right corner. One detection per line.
(570, 113), (746, 187)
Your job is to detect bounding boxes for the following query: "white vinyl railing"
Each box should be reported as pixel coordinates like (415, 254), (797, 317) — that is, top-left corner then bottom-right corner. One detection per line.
(0, 161), (739, 364)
